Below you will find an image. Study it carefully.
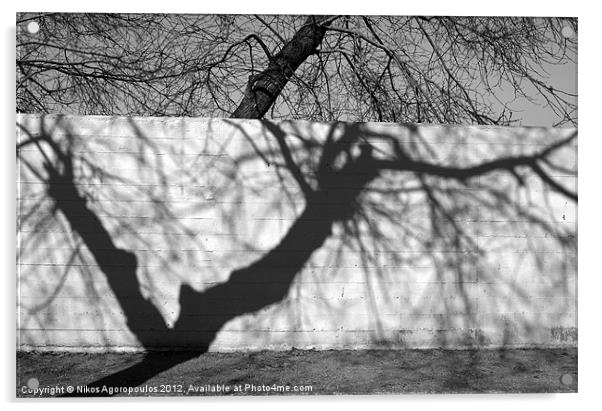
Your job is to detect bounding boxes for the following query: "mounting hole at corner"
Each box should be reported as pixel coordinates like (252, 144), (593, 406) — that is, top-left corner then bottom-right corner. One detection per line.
(27, 377), (39, 389)
(560, 373), (574, 386)
(27, 21), (40, 34)
(561, 26), (574, 39)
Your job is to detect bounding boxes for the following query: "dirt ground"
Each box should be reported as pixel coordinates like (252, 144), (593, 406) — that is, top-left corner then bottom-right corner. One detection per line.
(16, 348), (577, 397)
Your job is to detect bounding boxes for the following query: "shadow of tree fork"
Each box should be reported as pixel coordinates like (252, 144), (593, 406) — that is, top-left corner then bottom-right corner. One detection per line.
(16, 118), (577, 396)
(33, 122), (379, 396)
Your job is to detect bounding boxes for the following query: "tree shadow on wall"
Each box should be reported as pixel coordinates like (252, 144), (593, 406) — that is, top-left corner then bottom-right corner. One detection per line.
(16, 116), (577, 396)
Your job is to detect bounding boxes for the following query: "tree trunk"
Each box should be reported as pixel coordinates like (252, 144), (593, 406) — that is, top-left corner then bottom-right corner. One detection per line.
(231, 16), (332, 119)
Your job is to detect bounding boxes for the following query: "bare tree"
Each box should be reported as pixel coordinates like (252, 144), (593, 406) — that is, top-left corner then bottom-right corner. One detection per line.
(17, 13), (576, 125)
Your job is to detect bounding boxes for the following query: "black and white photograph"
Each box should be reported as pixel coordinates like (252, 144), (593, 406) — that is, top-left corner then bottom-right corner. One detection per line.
(14, 8), (579, 399)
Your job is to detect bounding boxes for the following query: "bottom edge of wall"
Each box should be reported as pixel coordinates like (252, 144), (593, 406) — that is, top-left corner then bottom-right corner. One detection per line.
(16, 343), (577, 354)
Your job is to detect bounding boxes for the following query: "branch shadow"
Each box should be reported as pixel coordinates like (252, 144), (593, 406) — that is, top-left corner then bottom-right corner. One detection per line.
(16, 116), (577, 396)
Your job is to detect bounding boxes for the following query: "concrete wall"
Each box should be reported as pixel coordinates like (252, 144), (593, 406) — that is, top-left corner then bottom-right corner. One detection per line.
(16, 114), (577, 351)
